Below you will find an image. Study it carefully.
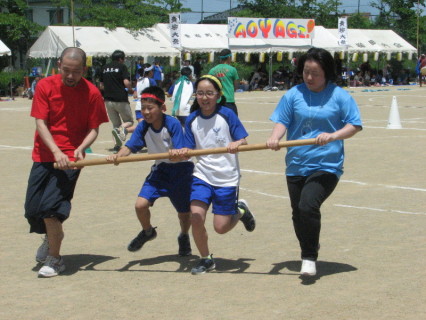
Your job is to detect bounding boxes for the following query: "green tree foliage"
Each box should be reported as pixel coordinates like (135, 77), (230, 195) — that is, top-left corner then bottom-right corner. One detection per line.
(237, 0), (342, 27)
(371, 0), (425, 52)
(51, 0), (191, 29)
(0, 0), (43, 65)
(347, 13), (374, 29)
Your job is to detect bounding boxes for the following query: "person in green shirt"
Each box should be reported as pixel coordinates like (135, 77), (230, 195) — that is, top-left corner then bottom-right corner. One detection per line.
(208, 49), (240, 115)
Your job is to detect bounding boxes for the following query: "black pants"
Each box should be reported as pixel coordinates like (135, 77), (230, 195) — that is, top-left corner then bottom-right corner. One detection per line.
(286, 171), (339, 261)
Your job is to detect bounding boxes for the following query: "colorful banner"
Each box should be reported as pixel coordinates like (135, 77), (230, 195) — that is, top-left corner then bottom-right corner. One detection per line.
(169, 13), (181, 48)
(228, 17), (315, 39)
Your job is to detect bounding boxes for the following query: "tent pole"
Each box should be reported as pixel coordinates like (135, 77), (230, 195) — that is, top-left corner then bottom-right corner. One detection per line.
(269, 49), (272, 88)
(71, 0), (76, 46)
(346, 46), (350, 88)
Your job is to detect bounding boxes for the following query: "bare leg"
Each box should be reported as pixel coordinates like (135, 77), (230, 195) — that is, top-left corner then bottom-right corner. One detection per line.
(191, 200), (209, 257)
(178, 212), (191, 234)
(44, 217), (64, 258)
(135, 197), (152, 230)
(213, 212), (241, 234)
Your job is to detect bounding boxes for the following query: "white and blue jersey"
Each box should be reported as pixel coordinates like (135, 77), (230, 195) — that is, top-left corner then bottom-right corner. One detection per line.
(270, 82), (362, 178)
(126, 114), (188, 165)
(184, 105), (248, 187)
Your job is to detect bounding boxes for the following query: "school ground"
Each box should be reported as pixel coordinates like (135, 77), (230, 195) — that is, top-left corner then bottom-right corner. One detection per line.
(1, 85), (425, 320)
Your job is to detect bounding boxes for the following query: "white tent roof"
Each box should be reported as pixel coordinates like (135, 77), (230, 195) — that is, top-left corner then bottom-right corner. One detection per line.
(328, 29), (417, 54)
(28, 26), (179, 58)
(0, 39), (11, 56)
(27, 25), (417, 60)
(155, 23), (228, 53)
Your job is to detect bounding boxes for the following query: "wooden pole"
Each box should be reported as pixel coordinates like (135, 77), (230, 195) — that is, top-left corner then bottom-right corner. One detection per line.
(56, 139), (316, 169)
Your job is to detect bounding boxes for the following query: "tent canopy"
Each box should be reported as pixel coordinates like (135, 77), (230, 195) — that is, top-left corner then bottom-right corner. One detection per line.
(27, 25), (417, 60)
(28, 26), (179, 58)
(155, 23), (228, 53)
(0, 39), (11, 56)
(328, 29), (417, 54)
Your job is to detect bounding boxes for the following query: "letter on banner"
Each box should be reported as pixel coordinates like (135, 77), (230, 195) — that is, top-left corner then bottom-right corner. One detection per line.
(169, 13), (181, 48)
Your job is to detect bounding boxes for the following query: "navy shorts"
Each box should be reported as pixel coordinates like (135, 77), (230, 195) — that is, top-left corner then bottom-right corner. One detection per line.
(24, 162), (81, 234)
(190, 176), (239, 215)
(139, 162), (194, 213)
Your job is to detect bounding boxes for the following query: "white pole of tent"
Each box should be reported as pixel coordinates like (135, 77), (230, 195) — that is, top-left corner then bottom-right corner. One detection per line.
(346, 46), (351, 88)
(46, 59), (51, 77)
(268, 48), (272, 88)
(71, 0), (75, 46)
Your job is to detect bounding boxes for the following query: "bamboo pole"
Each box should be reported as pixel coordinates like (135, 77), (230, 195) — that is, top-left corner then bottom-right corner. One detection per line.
(56, 138), (317, 169)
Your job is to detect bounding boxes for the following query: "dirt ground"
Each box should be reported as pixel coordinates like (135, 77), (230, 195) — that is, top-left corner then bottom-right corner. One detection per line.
(1, 84), (425, 320)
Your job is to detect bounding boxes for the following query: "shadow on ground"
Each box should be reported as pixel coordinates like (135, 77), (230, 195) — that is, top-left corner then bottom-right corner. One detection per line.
(270, 260), (358, 285)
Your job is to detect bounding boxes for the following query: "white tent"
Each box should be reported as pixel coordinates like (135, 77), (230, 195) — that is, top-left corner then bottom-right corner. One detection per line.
(155, 23), (228, 53)
(0, 39), (11, 56)
(28, 26), (179, 58)
(328, 29), (417, 55)
(27, 25), (417, 60)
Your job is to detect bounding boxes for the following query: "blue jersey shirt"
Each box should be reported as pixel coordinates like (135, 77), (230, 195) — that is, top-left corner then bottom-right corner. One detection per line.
(270, 82), (362, 178)
(125, 114), (187, 165)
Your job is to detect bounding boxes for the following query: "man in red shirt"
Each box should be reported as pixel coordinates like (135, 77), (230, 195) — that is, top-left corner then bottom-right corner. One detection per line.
(24, 47), (109, 277)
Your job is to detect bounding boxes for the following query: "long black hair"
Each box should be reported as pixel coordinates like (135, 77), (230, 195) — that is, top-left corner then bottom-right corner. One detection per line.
(190, 75), (226, 113)
(297, 47), (337, 83)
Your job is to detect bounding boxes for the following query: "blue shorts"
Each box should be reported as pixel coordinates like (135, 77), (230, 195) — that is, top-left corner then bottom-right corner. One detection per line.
(135, 110), (143, 120)
(190, 176), (238, 215)
(139, 162), (194, 213)
(24, 162), (81, 234)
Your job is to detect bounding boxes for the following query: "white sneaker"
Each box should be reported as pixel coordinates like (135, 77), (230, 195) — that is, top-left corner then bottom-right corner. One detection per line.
(300, 259), (316, 276)
(35, 235), (49, 263)
(38, 256), (65, 277)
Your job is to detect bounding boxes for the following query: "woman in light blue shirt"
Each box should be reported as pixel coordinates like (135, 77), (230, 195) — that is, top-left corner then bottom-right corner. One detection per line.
(267, 47), (363, 277)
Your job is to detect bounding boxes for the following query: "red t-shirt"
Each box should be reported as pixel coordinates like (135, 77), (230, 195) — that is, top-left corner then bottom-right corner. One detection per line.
(31, 74), (109, 162)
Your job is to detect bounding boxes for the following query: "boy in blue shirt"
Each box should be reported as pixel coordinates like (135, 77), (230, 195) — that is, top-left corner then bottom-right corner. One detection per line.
(107, 86), (194, 256)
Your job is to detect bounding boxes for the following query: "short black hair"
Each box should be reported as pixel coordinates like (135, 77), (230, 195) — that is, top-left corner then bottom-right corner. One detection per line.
(141, 86), (165, 106)
(180, 67), (192, 77)
(111, 50), (125, 61)
(297, 47), (337, 82)
(219, 49), (232, 60)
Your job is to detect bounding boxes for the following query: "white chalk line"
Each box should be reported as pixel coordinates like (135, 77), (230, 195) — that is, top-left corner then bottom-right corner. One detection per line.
(240, 188), (426, 216)
(334, 204), (426, 216)
(2, 144), (425, 192)
(3, 144), (425, 216)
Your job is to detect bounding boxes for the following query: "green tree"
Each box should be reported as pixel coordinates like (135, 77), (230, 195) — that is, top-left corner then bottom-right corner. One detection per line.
(51, 0), (191, 29)
(237, 0), (342, 27)
(348, 12), (374, 29)
(0, 0), (43, 68)
(371, 0), (425, 50)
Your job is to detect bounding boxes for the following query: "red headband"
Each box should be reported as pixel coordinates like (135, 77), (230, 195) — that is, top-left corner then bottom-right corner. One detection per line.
(141, 93), (165, 104)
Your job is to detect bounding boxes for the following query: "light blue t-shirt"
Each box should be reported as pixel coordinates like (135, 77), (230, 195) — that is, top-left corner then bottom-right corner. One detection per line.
(270, 82), (362, 178)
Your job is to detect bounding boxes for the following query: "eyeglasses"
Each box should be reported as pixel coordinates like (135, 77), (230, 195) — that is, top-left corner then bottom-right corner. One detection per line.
(196, 91), (217, 98)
